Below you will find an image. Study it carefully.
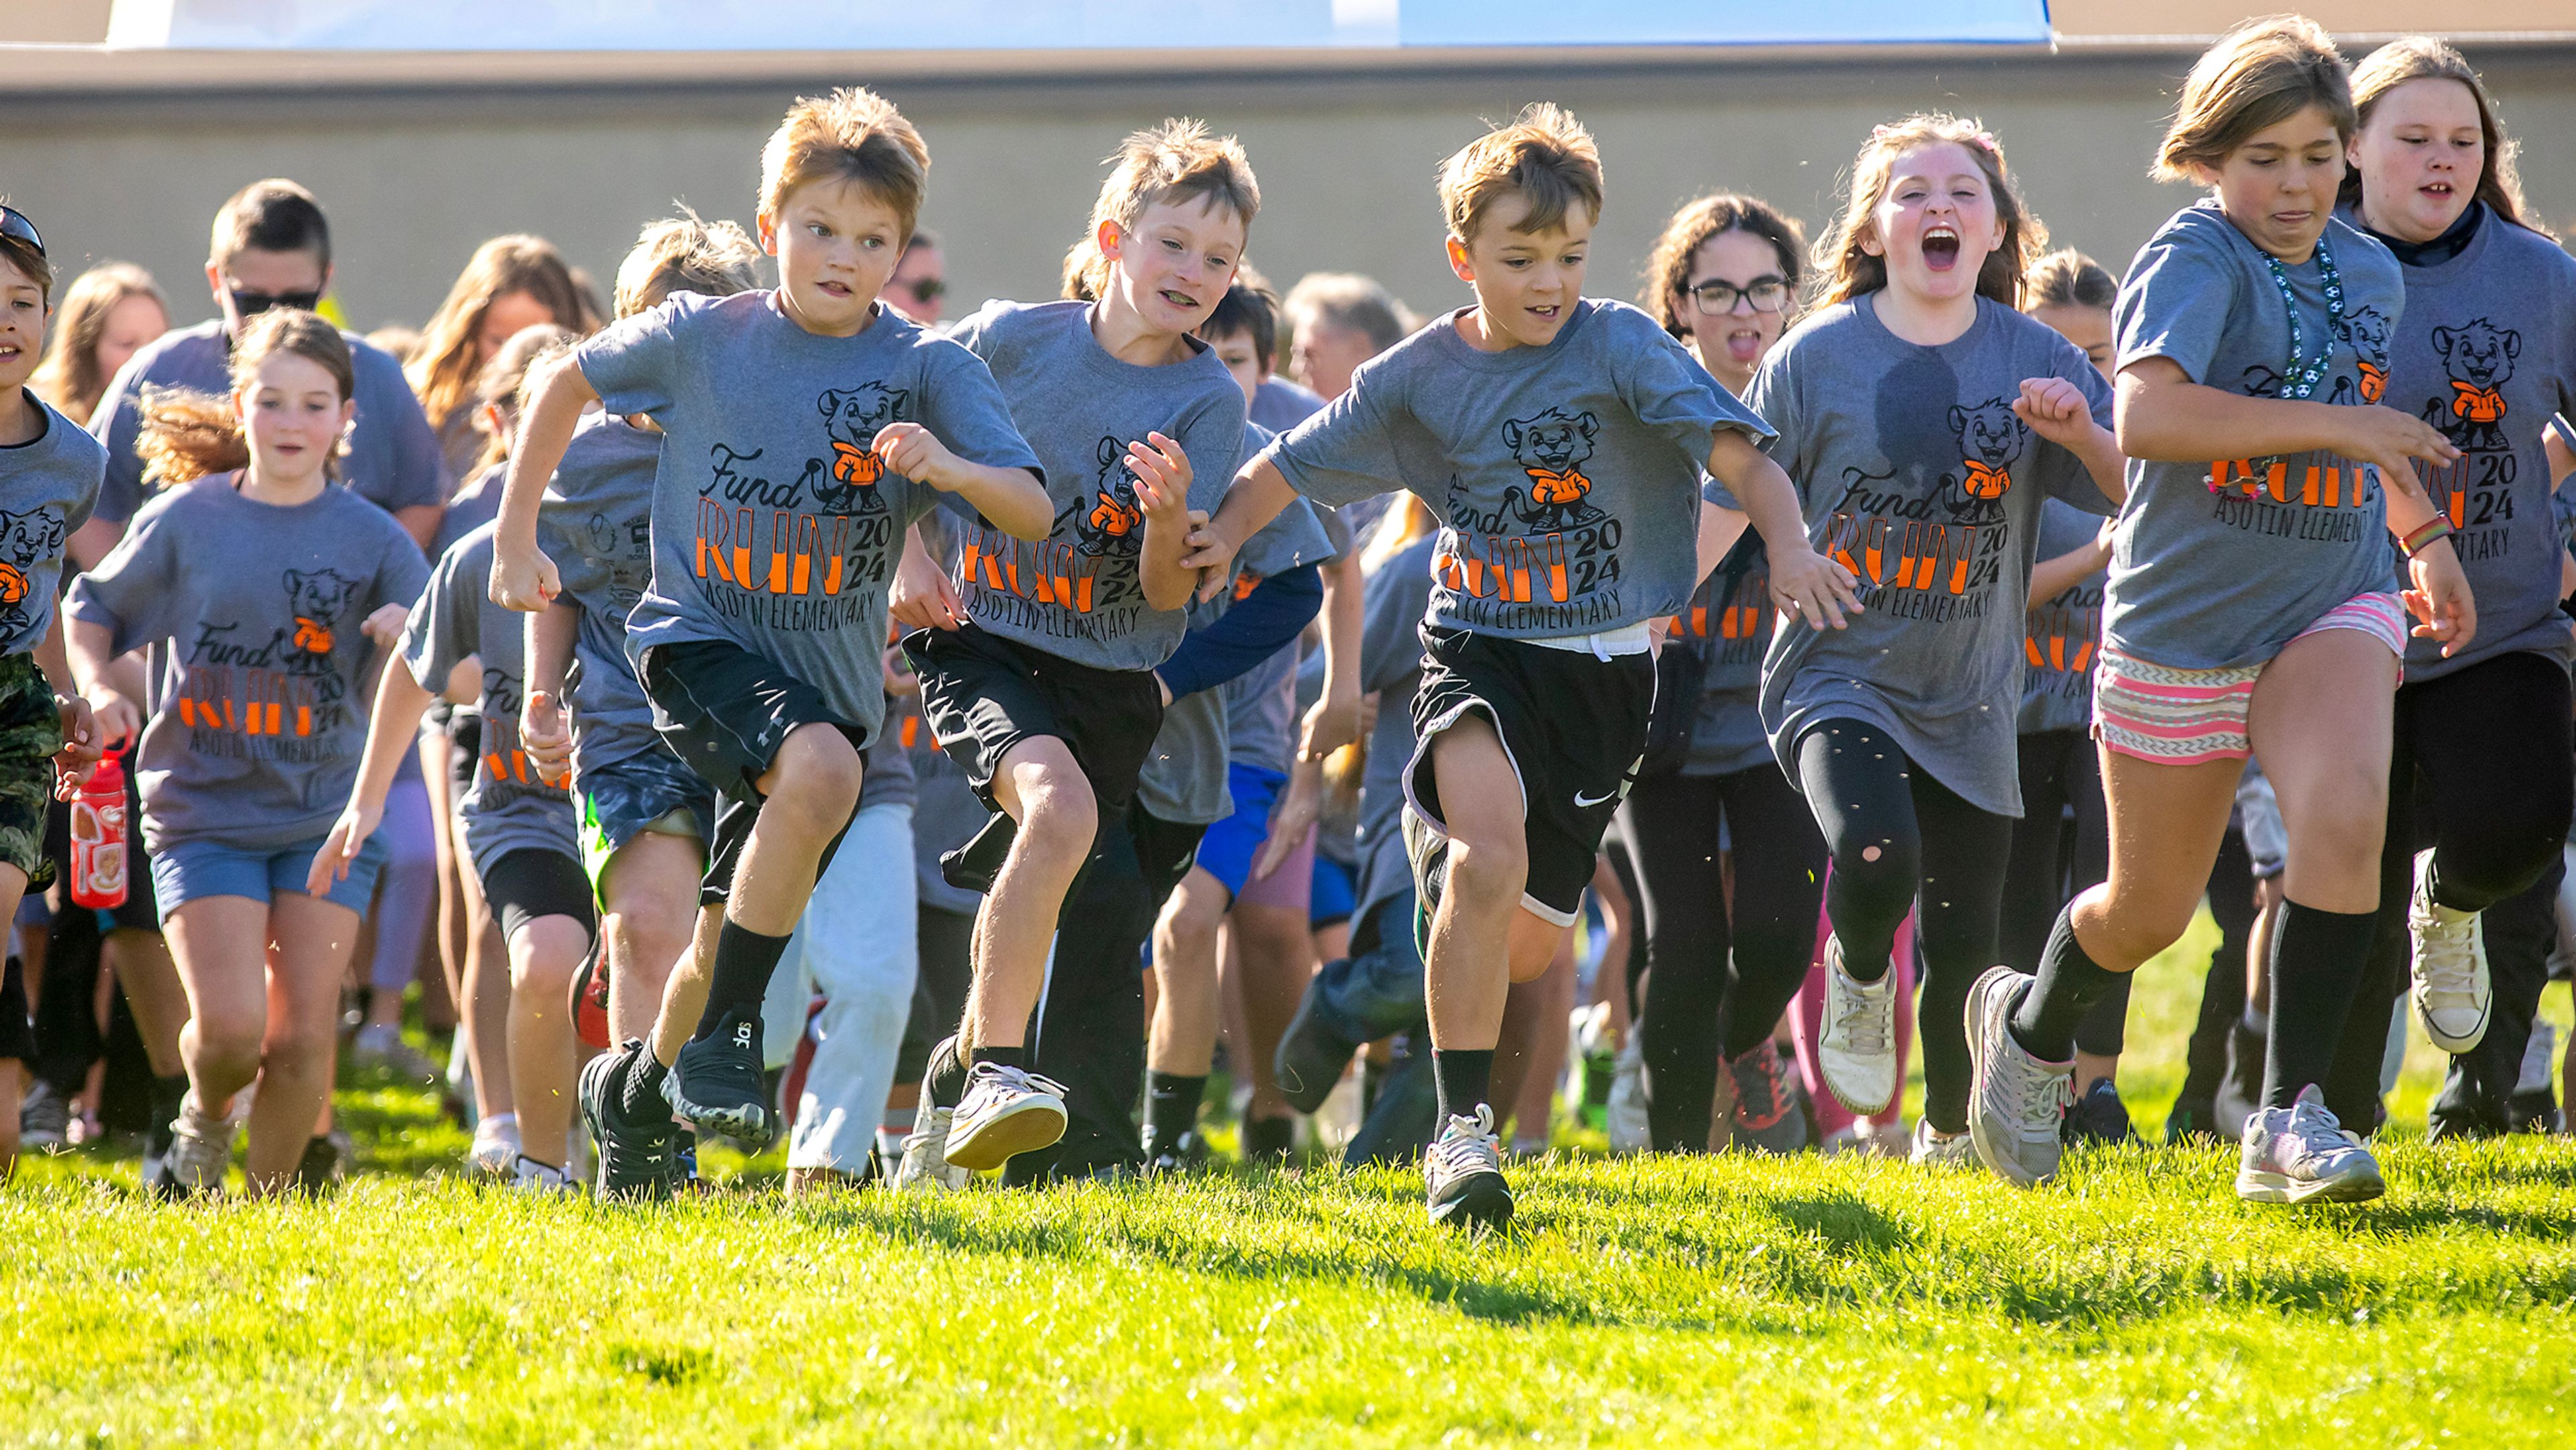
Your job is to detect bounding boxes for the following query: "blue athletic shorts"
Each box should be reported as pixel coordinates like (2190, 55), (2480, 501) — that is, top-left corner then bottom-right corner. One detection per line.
(1193, 762), (1287, 902)
(150, 829), (388, 923)
(1309, 852), (1357, 929)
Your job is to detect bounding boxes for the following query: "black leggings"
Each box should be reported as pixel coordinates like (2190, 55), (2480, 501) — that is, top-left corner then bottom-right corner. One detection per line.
(2326, 650), (2575, 1128)
(1794, 718), (2013, 1133)
(1999, 728), (2127, 1057)
(1615, 763), (1827, 1151)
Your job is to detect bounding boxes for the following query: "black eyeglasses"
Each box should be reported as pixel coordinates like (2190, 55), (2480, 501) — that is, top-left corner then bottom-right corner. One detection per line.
(228, 286), (325, 319)
(1688, 276), (1790, 316)
(0, 204), (42, 258)
(903, 278), (947, 303)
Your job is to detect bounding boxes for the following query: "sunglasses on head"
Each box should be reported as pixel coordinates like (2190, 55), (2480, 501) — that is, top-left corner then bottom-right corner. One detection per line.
(0, 204), (42, 258)
(229, 286), (325, 319)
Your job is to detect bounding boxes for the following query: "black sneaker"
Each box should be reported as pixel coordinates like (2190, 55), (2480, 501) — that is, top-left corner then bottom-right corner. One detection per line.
(294, 1130), (349, 1194)
(940, 813), (1016, 894)
(1240, 1113), (1295, 1163)
(2163, 1097), (2224, 1146)
(661, 1011), (775, 1151)
(2061, 1077), (2139, 1146)
(1274, 976), (1362, 1115)
(1140, 1125), (1206, 1176)
(1401, 807), (1447, 960)
(19, 1080), (70, 1153)
(581, 1040), (678, 1202)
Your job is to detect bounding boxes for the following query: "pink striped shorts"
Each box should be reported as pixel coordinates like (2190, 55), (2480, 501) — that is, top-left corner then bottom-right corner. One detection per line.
(2093, 592), (2406, 766)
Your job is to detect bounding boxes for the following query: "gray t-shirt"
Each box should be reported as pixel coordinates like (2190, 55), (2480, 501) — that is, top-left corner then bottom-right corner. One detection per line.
(0, 395), (103, 658)
(1261, 299), (1769, 639)
(1226, 499), (1353, 775)
(402, 523), (578, 874)
(2107, 203), (2406, 672)
(947, 300), (1245, 672)
(2018, 499), (2108, 736)
(67, 476), (431, 853)
(1751, 295), (2116, 817)
(1250, 377), (1325, 434)
(435, 461), (505, 560)
(89, 319), (449, 527)
(1672, 532), (1776, 779)
(535, 412), (664, 786)
(2361, 205), (2576, 681)
(1352, 533), (1439, 929)
(578, 291), (1040, 745)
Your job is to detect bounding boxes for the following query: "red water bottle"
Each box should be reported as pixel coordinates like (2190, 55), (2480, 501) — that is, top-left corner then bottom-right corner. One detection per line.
(68, 751), (128, 910)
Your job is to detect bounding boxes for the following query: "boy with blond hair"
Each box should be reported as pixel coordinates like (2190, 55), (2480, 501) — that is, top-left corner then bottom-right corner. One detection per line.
(888, 119), (1258, 1183)
(489, 88), (1051, 1182)
(1183, 105), (1858, 1227)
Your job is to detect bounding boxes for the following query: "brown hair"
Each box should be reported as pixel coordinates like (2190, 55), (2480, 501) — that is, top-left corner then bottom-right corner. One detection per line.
(1440, 103), (1603, 244)
(2344, 36), (2544, 236)
(2156, 15), (2356, 183)
(28, 262), (165, 422)
(1641, 194), (1807, 338)
(2025, 249), (2116, 311)
(1062, 119), (1260, 303)
(468, 323), (579, 474)
(1198, 279), (1283, 370)
(138, 309), (353, 488)
(0, 219), (51, 309)
(209, 178), (330, 272)
(759, 87), (930, 240)
(614, 209), (765, 319)
(407, 234), (594, 434)
(1818, 114), (2045, 309)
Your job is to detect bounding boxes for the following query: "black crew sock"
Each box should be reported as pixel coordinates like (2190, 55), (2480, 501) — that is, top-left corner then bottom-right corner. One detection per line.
(692, 920), (792, 1040)
(925, 1035), (969, 1109)
(973, 1043), (1030, 1074)
(1431, 1048), (1494, 1123)
(2262, 900), (2379, 1110)
(2008, 909), (2121, 1062)
(1144, 1071), (1206, 1145)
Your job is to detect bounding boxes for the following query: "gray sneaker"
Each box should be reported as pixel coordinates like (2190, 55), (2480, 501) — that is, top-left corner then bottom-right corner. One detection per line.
(2237, 1086), (2385, 1204)
(2408, 851), (2491, 1053)
(892, 1096), (970, 1194)
(1964, 966), (2074, 1187)
(943, 1061), (1067, 1174)
(1816, 937), (1899, 1115)
(166, 1092), (233, 1196)
(18, 1079), (70, 1152)
(1424, 1104), (1512, 1230)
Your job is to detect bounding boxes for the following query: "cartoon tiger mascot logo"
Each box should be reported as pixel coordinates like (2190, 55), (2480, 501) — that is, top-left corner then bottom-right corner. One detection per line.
(0, 508), (63, 636)
(1072, 435), (1145, 558)
(280, 568), (359, 677)
(1499, 406), (1605, 531)
(2422, 318), (2519, 452)
(1939, 397), (2027, 525)
(810, 383), (906, 513)
(2330, 305), (2394, 407)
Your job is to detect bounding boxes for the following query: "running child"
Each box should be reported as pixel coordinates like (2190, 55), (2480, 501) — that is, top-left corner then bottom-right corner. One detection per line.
(490, 89), (1050, 1164)
(2329, 36), (2576, 1138)
(67, 309), (430, 1196)
(0, 203), (108, 1180)
(892, 119), (1257, 1182)
(1182, 104), (1850, 1227)
(1968, 17), (2471, 1202)
(1748, 116), (2125, 1168)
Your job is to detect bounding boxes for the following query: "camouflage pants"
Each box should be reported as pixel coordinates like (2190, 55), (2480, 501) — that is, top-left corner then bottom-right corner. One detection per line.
(0, 652), (64, 886)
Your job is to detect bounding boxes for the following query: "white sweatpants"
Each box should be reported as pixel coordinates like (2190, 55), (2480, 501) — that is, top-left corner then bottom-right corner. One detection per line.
(758, 802), (918, 1172)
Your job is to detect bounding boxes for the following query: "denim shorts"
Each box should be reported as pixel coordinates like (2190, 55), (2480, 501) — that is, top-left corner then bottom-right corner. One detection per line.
(150, 829), (389, 923)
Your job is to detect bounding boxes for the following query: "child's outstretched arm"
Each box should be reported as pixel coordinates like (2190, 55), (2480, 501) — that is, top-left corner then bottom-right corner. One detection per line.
(873, 422), (1052, 540)
(1180, 455), (1300, 603)
(2016, 377), (2128, 505)
(490, 354), (600, 611)
(1706, 430), (1862, 631)
(2116, 359), (2459, 497)
(523, 601), (579, 783)
(306, 654), (455, 896)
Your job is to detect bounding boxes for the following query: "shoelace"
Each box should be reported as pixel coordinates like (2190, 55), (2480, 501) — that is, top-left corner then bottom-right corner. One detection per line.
(2280, 1100), (2358, 1169)
(1428, 1106), (1501, 1179)
(1999, 1049), (2074, 1145)
(1831, 969), (1891, 1056)
(1733, 1049), (1794, 1129)
(971, 1064), (1070, 1102)
(2416, 913), (2483, 1008)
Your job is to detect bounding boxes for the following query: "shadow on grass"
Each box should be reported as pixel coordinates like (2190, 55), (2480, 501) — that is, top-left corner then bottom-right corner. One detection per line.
(1764, 1190), (1919, 1256)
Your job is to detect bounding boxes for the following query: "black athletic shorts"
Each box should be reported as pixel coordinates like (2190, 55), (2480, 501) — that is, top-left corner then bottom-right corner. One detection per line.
(445, 709), (482, 798)
(637, 637), (868, 907)
(0, 951), (31, 1062)
(480, 847), (598, 945)
(902, 623), (1163, 823)
(1408, 625), (1655, 926)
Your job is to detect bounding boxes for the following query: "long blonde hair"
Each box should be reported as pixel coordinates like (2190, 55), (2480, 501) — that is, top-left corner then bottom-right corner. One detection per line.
(407, 234), (593, 432)
(28, 262), (165, 423)
(2344, 36), (2544, 237)
(138, 309), (352, 488)
(1816, 114), (2044, 310)
(469, 323), (579, 474)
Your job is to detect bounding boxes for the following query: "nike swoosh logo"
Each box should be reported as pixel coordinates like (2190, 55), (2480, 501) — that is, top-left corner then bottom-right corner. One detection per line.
(1574, 788), (1619, 808)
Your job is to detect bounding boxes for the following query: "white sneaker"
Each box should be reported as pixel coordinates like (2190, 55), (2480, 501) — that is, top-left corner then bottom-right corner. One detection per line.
(1908, 1117), (1975, 1167)
(1604, 1034), (1650, 1154)
(2237, 1085), (2384, 1204)
(166, 1092), (233, 1195)
(942, 1061), (1067, 1174)
(468, 1113), (521, 1180)
(1424, 1104), (1512, 1229)
(892, 1096), (970, 1194)
(1964, 966), (2074, 1188)
(511, 1155), (576, 1196)
(2408, 851), (2491, 1053)
(1817, 937), (1899, 1115)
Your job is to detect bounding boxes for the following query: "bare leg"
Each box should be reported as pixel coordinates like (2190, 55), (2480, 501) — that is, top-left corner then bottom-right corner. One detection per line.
(1148, 866), (1228, 1076)
(244, 892), (365, 1194)
(598, 829), (703, 1046)
(506, 915), (592, 1168)
(1234, 898), (1317, 1122)
(964, 737), (1097, 1053)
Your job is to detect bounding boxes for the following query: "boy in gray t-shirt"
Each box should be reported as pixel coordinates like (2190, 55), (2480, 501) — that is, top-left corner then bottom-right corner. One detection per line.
(1181, 105), (1849, 1229)
(489, 89), (1052, 1166)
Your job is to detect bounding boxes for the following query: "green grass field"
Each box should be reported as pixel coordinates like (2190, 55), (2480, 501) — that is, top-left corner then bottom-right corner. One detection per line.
(6, 914), (2575, 1447)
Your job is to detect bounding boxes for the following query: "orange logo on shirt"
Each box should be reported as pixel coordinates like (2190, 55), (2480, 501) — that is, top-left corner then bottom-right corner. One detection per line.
(830, 439), (884, 485)
(2357, 359), (2386, 403)
(292, 616), (334, 654)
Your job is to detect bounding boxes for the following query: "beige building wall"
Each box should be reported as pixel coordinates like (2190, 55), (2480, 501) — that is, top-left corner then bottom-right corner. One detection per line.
(5, 42), (2573, 334)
